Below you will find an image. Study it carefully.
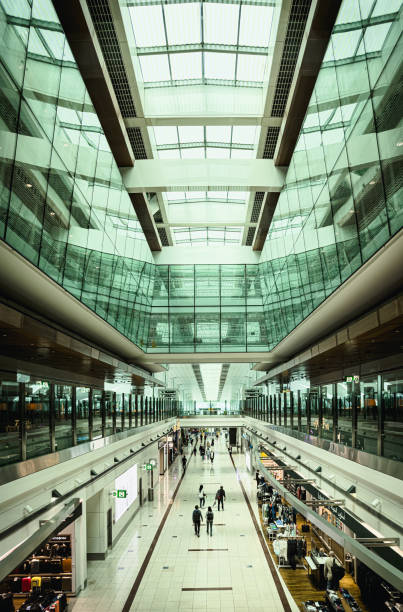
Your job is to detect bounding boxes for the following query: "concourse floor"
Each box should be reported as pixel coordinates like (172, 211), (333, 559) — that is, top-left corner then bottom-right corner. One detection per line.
(72, 437), (298, 612)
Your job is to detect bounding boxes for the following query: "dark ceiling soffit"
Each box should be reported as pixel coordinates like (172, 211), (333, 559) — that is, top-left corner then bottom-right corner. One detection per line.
(274, 0), (342, 166)
(252, 192), (280, 251)
(129, 193), (162, 252)
(51, 0), (134, 167)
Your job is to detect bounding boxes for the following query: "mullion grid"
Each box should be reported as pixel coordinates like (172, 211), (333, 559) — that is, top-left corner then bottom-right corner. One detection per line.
(138, 0), (266, 87)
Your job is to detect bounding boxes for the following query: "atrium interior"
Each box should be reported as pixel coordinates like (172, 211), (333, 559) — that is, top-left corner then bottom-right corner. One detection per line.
(0, 0), (402, 610)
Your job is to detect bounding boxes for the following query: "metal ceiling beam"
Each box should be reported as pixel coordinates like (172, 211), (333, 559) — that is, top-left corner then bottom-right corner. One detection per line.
(51, 0), (134, 168)
(136, 43), (269, 56)
(252, 192), (279, 250)
(126, 0), (276, 6)
(121, 159), (286, 193)
(106, 0), (174, 246)
(124, 117), (282, 127)
(129, 193), (162, 251)
(274, 0), (342, 166)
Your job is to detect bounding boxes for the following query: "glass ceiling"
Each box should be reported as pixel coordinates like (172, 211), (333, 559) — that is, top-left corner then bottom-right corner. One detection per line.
(127, 2), (275, 88)
(151, 125), (260, 159)
(173, 226), (243, 246)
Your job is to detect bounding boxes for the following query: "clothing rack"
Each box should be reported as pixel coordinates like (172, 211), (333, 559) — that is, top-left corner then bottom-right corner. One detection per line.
(273, 535), (307, 569)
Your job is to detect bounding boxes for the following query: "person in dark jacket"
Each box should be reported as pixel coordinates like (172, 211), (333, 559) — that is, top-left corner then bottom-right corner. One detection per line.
(206, 506), (214, 536)
(192, 505), (203, 536)
(215, 486), (226, 511)
(182, 455), (187, 471)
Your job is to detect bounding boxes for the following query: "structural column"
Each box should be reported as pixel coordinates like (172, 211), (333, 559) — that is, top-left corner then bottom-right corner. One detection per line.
(49, 382), (56, 453)
(101, 391), (106, 438)
(72, 386), (77, 446)
(377, 374), (385, 456)
(19, 382), (27, 462)
(297, 390), (301, 433)
(88, 387), (93, 441)
(332, 383), (338, 443)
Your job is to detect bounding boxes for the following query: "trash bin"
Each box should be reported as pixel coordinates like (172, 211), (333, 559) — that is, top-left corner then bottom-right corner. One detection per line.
(148, 487), (154, 502)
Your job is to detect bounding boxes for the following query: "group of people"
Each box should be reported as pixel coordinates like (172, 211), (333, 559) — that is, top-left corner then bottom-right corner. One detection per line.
(192, 485), (226, 536)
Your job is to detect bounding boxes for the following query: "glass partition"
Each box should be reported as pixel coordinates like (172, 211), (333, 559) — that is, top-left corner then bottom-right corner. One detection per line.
(0, 379), (21, 466)
(55, 385), (73, 450)
(26, 381), (51, 459)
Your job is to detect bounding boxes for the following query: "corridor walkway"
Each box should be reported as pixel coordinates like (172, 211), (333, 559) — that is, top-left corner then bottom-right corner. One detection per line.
(72, 436), (298, 612)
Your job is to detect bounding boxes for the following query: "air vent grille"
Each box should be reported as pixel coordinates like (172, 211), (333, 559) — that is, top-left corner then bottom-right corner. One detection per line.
(271, 0), (311, 117)
(158, 227), (169, 246)
(154, 210), (163, 223)
(246, 226), (256, 246)
(263, 126), (281, 159)
(250, 192), (265, 223)
(127, 127), (148, 159)
(87, 0), (137, 118)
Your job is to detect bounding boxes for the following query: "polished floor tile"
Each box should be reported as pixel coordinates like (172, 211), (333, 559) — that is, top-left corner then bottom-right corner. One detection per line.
(72, 436), (298, 612)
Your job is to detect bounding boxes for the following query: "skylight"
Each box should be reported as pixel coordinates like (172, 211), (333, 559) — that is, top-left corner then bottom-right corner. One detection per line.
(151, 125), (260, 159)
(128, 1), (274, 88)
(173, 226), (243, 246)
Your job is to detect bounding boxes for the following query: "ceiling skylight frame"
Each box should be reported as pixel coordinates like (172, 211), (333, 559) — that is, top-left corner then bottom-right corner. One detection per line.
(129, 1), (273, 88)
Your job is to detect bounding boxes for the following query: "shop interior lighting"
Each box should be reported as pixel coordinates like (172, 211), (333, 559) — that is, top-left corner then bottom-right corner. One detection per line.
(305, 499), (345, 507)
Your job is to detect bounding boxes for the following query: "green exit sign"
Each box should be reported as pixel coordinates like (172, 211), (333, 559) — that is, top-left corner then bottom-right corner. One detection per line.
(146, 464), (152, 471)
(345, 375), (360, 383)
(113, 489), (128, 498)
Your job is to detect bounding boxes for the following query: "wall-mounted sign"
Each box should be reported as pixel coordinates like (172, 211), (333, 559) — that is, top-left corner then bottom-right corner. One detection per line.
(112, 489), (128, 499)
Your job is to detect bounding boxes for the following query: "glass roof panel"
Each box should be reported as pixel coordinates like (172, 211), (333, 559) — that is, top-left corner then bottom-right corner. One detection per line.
(237, 54), (266, 82)
(129, 5), (165, 47)
(164, 2), (201, 45)
(170, 52), (202, 80)
(232, 125), (258, 144)
(204, 4), (240, 46)
(139, 54), (171, 82)
(206, 126), (232, 142)
(153, 126), (178, 145)
(178, 125), (204, 143)
(204, 52), (236, 80)
(239, 5), (274, 47)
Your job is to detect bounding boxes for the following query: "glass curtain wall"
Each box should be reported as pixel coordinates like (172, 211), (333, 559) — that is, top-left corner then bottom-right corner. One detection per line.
(260, 0), (403, 349)
(0, 0), (154, 350)
(0, 379), (171, 466)
(148, 264), (268, 352)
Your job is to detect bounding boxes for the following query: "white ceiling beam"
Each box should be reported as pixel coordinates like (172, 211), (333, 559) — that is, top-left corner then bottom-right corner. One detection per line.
(124, 116), (282, 127)
(121, 159), (286, 193)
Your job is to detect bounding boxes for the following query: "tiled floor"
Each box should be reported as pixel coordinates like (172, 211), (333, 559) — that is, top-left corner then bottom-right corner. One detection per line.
(72, 437), (298, 612)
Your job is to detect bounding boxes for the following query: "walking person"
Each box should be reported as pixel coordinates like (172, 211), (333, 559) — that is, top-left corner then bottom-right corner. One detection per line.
(215, 486), (226, 511)
(199, 484), (206, 508)
(324, 551), (345, 590)
(206, 506), (214, 536)
(182, 455), (187, 471)
(192, 505), (203, 537)
(255, 470), (260, 486)
(193, 446), (196, 456)
(210, 450), (214, 465)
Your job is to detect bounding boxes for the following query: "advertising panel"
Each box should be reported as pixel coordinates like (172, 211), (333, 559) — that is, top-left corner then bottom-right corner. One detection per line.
(114, 464), (138, 521)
